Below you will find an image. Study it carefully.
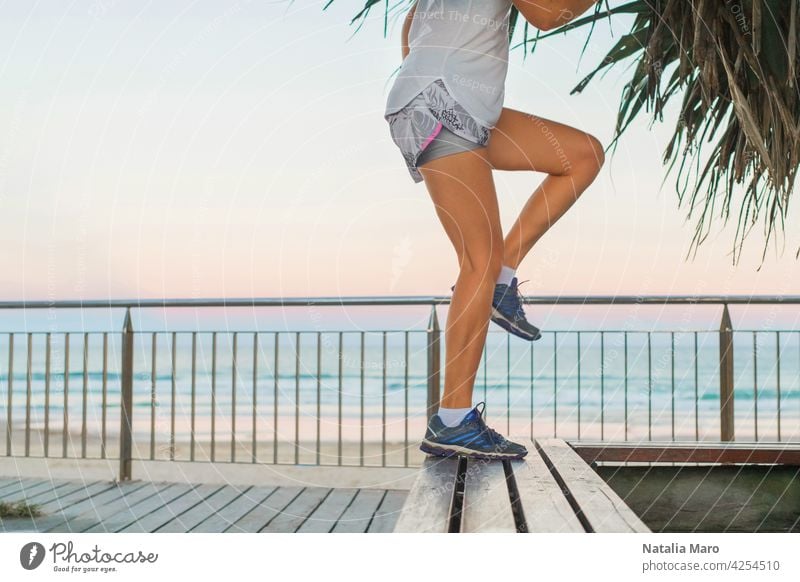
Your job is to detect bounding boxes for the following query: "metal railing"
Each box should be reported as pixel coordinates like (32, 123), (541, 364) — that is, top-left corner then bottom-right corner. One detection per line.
(1, 295), (799, 477)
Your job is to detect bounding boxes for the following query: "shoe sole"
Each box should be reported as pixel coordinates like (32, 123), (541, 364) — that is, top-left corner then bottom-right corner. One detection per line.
(420, 439), (527, 460)
(490, 307), (542, 341)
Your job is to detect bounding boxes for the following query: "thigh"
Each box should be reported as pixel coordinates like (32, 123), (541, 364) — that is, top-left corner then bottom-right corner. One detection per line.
(486, 107), (597, 175)
(417, 125), (483, 167)
(418, 148), (504, 265)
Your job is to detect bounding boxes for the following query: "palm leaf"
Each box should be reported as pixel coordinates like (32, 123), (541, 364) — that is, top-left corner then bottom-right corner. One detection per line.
(523, 0), (800, 265)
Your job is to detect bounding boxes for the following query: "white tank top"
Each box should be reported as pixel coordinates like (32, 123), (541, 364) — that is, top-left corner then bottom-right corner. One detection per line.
(384, 0), (513, 128)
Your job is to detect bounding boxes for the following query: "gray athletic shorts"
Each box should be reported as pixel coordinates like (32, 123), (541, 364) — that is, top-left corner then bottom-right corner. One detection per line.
(385, 79), (491, 183)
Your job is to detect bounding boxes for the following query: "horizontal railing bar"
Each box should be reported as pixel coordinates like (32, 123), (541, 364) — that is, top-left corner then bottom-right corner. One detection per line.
(1, 328), (796, 335)
(1, 294), (800, 309)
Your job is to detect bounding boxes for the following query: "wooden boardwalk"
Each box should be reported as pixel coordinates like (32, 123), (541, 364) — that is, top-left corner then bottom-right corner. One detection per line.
(0, 478), (407, 533)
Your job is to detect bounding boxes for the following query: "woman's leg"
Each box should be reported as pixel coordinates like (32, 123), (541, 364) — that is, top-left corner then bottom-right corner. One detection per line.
(417, 147), (502, 410)
(486, 108), (606, 269)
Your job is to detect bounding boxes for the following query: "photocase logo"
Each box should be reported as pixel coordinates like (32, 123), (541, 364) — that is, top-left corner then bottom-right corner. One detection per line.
(19, 542), (46, 570)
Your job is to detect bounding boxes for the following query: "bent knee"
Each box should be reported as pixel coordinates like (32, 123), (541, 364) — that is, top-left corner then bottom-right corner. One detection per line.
(555, 133), (605, 178)
(574, 134), (605, 176)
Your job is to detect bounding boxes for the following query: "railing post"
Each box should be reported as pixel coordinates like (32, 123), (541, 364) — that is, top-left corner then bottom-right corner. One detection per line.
(426, 304), (441, 420)
(719, 303), (735, 441)
(119, 308), (134, 481)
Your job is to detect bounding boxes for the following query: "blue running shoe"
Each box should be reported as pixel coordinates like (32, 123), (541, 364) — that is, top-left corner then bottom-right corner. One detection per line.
(420, 402), (528, 460)
(450, 277), (542, 341)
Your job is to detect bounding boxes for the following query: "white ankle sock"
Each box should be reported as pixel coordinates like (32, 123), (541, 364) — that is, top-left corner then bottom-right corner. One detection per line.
(436, 406), (472, 427)
(497, 265), (516, 286)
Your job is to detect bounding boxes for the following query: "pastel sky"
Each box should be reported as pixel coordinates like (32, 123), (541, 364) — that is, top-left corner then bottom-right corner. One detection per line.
(1, 0), (799, 313)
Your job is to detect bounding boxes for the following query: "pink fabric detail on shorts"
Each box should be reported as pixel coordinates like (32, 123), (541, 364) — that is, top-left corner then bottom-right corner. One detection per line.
(420, 121), (444, 152)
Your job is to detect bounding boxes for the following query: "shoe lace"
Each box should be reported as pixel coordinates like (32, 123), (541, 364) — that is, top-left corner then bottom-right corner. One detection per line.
(474, 402), (507, 444)
(510, 279), (530, 319)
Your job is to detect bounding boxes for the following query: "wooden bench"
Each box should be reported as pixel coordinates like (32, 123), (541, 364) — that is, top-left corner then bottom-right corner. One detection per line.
(571, 441), (800, 465)
(394, 438), (650, 533)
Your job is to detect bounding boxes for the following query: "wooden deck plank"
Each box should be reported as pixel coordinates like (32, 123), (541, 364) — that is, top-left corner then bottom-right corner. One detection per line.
(0, 479), (43, 501)
(260, 487), (332, 533)
(393, 456), (458, 533)
(82, 483), (194, 533)
(35, 481), (151, 532)
(331, 489), (386, 533)
(155, 484), (249, 532)
(19, 480), (97, 511)
(0, 478), (26, 494)
(3, 481), (148, 533)
(295, 488), (359, 533)
(119, 484), (224, 533)
(2, 480), (93, 511)
(191, 486), (277, 533)
(366, 490), (408, 533)
(461, 458), (517, 533)
(536, 438), (650, 533)
(56, 482), (174, 533)
(32, 481), (117, 516)
(509, 439), (584, 533)
(3, 481), (130, 532)
(1, 478), (406, 534)
(0, 479), (70, 503)
(0, 478), (31, 499)
(225, 486), (304, 533)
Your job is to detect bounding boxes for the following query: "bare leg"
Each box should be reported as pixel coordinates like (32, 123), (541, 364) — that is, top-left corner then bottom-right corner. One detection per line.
(418, 147), (502, 409)
(487, 108), (606, 269)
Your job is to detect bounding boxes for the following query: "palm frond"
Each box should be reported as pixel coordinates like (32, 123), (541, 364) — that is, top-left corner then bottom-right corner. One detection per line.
(523, 0), (800, 265)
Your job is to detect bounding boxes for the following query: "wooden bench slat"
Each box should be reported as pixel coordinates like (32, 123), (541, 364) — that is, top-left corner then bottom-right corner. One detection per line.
(571, 441), (800, 465)
(509, 439), (584, 533)
(536, 438), (650, 533)
(461, 458), (517, 533)
(393, 456), (458, 533)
